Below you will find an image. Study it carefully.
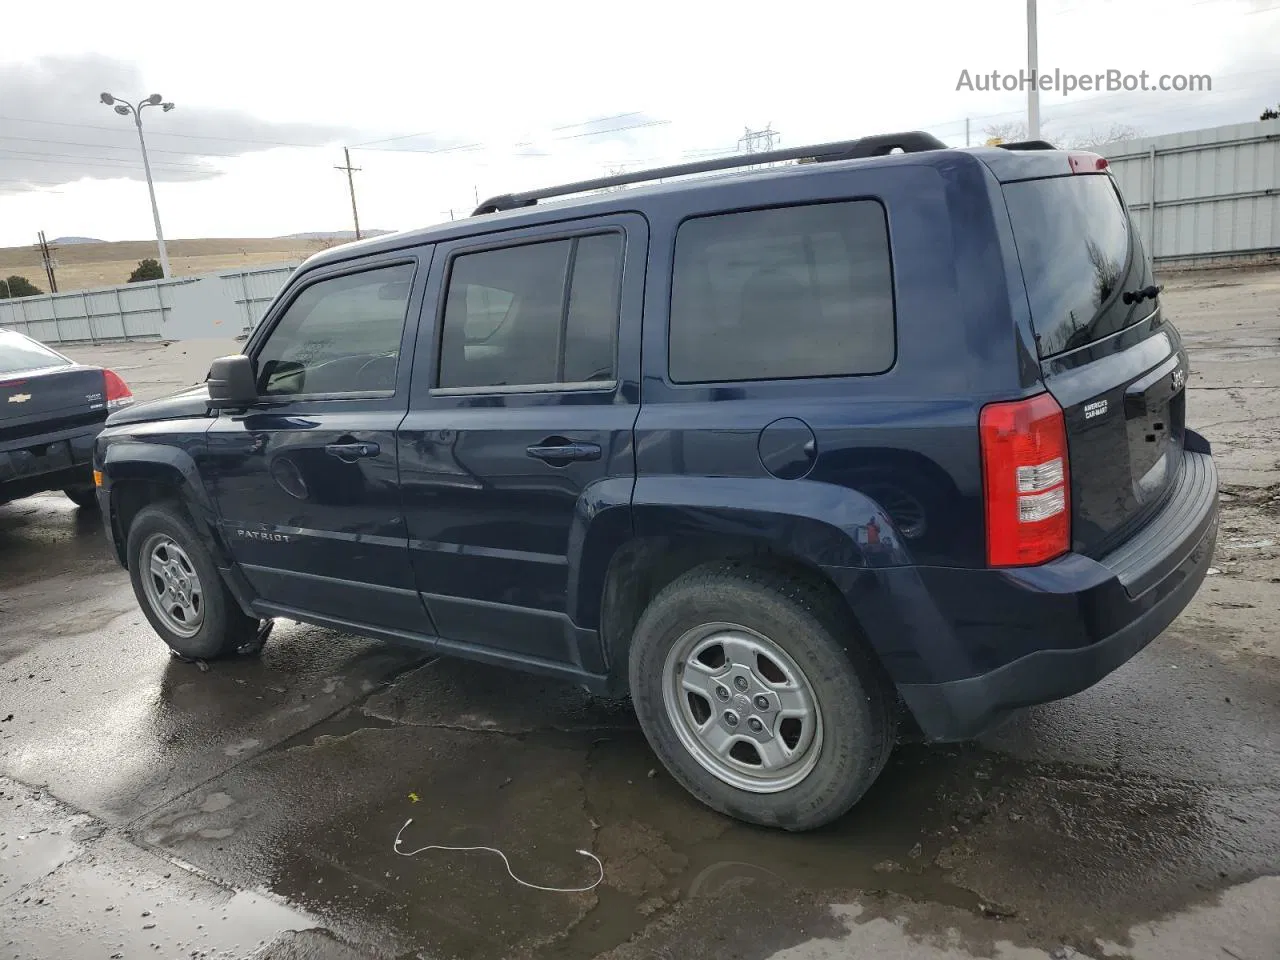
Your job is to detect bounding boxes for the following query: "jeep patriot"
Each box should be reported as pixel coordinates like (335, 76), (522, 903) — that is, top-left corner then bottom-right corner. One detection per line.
(94, 133), (1219, 829)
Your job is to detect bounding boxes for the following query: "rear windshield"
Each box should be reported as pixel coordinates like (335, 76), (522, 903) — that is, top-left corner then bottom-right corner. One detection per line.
(1003, 174), (1155, 358)
(0, 331), (70, 375)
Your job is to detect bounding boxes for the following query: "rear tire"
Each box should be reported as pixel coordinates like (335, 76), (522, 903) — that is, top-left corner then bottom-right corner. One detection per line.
(63, 485), (98, 509)
(126, 503), (258, 660)
(628, 560), (896, 831)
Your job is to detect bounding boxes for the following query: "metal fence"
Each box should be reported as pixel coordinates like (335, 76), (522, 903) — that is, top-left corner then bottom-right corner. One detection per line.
(0, 280), (176, 344)
(0, 262), (297, 344)
(220, 266), (298, 333)
(1100, 119), (1280, 266)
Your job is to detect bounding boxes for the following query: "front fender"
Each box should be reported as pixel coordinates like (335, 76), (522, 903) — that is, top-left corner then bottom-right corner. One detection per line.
(101, 440), (214, 512)
(99, 434), (223, 564)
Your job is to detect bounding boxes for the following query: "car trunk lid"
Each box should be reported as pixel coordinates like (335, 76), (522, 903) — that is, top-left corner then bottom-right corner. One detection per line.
(0, 365), (109, 444)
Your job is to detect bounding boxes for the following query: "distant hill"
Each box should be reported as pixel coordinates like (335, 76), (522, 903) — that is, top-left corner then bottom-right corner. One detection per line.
(0, 237), (317, 294)
(284, 230), (395, 241)
(51, 236), (106, 245)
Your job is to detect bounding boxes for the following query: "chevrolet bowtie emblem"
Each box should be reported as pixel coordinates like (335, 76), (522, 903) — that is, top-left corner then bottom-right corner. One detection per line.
(7, 393), (31, 403)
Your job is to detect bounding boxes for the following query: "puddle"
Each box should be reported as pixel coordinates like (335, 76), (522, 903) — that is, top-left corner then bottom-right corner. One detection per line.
(122, 657), (1280, 958)
(1, 780), (355, 960)
(0, 780), (97, 898)
(6, 851), (327, 960)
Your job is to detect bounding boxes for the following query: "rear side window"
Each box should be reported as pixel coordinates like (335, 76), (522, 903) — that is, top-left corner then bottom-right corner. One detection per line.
(1003, 174), (1154, 357)
(438, 232), (624, 389)
(669, 201), (895, 383)
(0, 331), (70, 375)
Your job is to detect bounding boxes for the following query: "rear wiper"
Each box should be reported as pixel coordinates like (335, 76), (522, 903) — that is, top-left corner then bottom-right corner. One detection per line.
(1121, 284), (1162, 305)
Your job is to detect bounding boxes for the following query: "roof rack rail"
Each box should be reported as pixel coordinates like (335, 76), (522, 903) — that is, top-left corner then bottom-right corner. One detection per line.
(472, 131), (948, 215)
(997, 139), (1058, 151)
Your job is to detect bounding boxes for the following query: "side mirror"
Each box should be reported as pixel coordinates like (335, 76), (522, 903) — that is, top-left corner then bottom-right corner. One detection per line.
(207, 355), (257, 409)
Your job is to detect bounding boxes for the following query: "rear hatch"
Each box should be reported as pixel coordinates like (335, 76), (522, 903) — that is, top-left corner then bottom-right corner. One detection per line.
(0, 335), (108, 446)
(1002, 168), (1187, 557)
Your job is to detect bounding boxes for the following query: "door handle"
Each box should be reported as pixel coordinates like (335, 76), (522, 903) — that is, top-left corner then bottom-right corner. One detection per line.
(325, 441), (380, 462)
(526, 439), (602, 464)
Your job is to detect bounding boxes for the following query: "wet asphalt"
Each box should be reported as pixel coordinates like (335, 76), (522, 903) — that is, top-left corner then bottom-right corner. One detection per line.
(2, 271), (1279, 959)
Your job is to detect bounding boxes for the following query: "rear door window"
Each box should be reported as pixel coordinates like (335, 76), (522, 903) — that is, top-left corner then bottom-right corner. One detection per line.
(1003, 174), (1156, 357)
(438, 231), (624, 389)
(668, 201), (895, 383)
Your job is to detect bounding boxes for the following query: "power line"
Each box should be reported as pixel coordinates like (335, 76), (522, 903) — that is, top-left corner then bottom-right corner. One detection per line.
(3, 147), (211, 169)
(1, 157), (207, 176)
(356, 141), (484, 156)
(550, 111), (646, 132)
(0, 133), (245, 159)
(553, 117), (670, 141)
(352, 111), (663, 150)
(0, 177), (71, 186)
(352, 116), (671, 153)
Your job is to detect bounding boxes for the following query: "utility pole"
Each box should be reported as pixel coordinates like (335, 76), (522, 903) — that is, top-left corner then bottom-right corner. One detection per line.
(1026, 0), (1041, 140)
(966, 118), (971, 147)
(37, 231), (58, 293)
(336, 148), (363, 240)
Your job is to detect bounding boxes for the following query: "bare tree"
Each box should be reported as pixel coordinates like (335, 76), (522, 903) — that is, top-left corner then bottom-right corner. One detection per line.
(982, 122), (1029, 145)
(1086, 238), (1122, 308)
(981, 122), (1070, 148)
(1066, 124), (1144, 149)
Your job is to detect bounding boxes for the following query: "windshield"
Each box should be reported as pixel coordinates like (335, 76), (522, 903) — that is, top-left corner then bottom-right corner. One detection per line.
(1003, 173), (1156, 358)
(0, 331), (71, 375)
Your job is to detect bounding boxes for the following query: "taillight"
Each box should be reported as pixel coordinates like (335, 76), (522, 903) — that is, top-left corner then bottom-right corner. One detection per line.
(104, 369), (134, 410)
(1068, 152), (1108, 173)
(980, 392), (1070, 567)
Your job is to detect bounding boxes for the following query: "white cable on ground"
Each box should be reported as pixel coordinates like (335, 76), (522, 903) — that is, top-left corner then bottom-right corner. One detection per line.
(393, 818), (604, 893)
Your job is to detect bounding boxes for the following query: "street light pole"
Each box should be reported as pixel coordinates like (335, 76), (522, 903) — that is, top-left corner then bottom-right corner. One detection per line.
(1026, 0), (1041, 141)
(101, 93), (175, 279)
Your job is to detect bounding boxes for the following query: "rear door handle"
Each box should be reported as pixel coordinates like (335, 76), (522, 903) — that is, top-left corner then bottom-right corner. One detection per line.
(526, 440), (602, 464)
(325, 441), (380, 462)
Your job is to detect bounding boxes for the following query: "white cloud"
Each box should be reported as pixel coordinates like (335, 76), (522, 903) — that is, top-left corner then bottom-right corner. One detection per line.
(1, 0), (1277, 245)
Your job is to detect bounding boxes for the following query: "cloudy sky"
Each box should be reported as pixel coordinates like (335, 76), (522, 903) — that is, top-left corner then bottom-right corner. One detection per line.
(2, 0), (1277, 247)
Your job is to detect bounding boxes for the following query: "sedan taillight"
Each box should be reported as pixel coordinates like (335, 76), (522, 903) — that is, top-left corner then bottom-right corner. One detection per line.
(104, 369), (134, 410)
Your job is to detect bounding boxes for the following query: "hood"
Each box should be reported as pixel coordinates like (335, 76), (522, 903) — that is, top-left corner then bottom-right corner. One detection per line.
(106, 385), (211, 427)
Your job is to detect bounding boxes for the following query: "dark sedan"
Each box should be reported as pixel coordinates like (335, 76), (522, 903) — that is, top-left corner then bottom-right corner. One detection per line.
(0, 329), (133, 508)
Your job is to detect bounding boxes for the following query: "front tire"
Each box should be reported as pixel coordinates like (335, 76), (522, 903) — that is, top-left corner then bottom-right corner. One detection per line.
(628, 561), (896, 831)
(126, 503), (258, 660)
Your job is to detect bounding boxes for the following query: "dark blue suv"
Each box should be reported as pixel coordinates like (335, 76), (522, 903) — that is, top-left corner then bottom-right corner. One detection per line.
(94, 133), (1218, 830)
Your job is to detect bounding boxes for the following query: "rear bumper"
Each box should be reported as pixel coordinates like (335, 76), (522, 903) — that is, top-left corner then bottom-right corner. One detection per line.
(0, 422), (100, 503)
(893, 447), (1218, 741)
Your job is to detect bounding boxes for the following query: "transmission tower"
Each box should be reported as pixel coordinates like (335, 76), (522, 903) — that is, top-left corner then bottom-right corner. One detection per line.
(738, 124), (780, 154)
